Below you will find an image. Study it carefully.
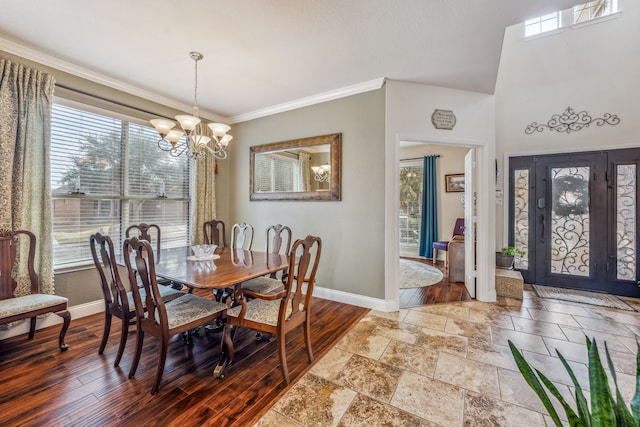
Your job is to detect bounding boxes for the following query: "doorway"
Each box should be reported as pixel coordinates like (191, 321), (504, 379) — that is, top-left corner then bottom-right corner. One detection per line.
(509, 148), (640, 297)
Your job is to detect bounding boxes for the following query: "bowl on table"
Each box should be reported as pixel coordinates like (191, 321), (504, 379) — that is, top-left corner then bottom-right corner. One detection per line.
(191, 244), (217, 259)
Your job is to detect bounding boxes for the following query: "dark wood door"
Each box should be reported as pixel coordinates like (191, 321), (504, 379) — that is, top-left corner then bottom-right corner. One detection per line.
(509, 148), (640, 297)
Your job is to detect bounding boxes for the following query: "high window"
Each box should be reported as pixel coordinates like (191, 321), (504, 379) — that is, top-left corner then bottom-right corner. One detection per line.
(50, 101), (191, 269)
(524, 12), (562, 37)
(574, 0), (618, 24)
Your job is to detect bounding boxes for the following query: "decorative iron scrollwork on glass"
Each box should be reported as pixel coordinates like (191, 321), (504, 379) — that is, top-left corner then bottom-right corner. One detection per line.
(616, 164), (636, 281)
(550, 167), (590, 277)
(525, 107), (620, 134)
(513, 169), (529, 270)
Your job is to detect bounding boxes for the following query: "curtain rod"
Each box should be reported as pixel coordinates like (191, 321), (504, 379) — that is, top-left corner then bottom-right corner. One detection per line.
(401, 155), (441, 161)
(55, 83), (172, 120)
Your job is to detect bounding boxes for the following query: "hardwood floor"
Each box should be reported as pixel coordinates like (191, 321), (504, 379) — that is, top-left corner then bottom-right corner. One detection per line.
(399, 257), (472, 308)
(0, 293), (368, 426)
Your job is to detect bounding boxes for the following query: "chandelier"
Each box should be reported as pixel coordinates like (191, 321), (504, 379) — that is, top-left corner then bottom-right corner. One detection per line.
(150, 51), (232, 160)
(311, 164), (331, 182)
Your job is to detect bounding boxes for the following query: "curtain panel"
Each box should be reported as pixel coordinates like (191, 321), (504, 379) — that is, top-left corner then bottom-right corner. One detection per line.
(0, 58), (55, 295)
(419, 155), (438, 258)
(193, 121), (217, 245)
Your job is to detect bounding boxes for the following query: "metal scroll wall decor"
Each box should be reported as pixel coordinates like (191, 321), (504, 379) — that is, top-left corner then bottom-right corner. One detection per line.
(525, 106), (620, 134)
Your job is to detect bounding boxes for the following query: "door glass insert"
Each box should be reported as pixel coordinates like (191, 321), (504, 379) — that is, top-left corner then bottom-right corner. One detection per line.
(513, 169), (530, 269)
(616, 164), (636, 281)
(399, 162), (423, 246)
(550, 167), (590, 276)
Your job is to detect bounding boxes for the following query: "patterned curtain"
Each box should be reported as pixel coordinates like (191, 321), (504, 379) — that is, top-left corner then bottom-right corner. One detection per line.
(298, 151), (311, 191)
(419, 155), (438, 258)
(192, 121), (216, 245)
(0, 59), (55, 295)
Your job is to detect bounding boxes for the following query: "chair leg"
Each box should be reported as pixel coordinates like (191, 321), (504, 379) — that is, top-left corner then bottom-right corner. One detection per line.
(432, 249), (437, 264)
(99, 312), (112, 354)
(304, 320), (313, 363)
(28, 316), (37, 339)
(277, 332), (290, 385)
(57, 310), (71, 351)
(113, 315), (129, 367)
(151, 340), (169, 394)
(128, 329), (145, 379)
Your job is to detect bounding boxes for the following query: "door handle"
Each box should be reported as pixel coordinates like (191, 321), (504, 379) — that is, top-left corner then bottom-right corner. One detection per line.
(540, 214), (545, 243)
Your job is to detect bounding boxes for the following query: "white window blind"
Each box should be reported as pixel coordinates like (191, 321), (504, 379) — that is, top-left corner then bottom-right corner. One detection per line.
(254, 153), (300, 192)
(50, 102), (191, 269)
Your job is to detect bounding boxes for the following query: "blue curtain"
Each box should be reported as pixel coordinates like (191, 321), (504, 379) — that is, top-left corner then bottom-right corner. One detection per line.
(419, 155), (438, 257)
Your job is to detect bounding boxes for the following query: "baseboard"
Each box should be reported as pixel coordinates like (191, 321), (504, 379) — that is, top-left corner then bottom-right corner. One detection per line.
(311, 286), (397, 312)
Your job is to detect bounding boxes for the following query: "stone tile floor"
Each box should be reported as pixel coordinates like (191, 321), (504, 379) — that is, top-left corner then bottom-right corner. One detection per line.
(254, 285), (640, 426)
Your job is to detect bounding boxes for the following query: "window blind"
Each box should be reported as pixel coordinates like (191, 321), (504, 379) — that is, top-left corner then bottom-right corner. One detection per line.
(50, 102), (191, 269)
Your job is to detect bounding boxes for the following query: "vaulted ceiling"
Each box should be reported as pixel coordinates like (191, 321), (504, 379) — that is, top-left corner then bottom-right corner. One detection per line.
(0, 0), (584, 122)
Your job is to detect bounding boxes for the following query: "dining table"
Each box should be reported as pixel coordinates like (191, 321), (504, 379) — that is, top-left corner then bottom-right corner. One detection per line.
(149, 245), (289, 378)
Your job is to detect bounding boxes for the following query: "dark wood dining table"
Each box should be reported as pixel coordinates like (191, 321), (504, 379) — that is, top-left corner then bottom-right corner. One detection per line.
(153, 246), (288, 290)
(150, 246), (288, 378)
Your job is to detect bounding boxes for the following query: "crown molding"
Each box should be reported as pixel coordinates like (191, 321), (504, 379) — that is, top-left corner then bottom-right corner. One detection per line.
(228, 77), (386, 124)
(0, 37), (226, 122)
(1, 37), (385, 124)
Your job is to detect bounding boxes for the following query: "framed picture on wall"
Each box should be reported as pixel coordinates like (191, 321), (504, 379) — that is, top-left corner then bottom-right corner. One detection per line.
(445, 173), (465, 192)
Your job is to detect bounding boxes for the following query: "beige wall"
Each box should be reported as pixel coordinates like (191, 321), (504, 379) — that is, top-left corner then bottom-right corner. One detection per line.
(219, 89), (387, 300)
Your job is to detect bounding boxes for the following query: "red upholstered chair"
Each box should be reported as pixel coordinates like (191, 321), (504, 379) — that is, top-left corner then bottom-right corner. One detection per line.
(432, 218), (464, 268)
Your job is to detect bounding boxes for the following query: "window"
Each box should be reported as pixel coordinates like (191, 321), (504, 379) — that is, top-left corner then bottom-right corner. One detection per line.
(50, 101), (191, 269)
(574, 0), (618, 24)
(399, 161), (423, 247)
(254, 152), (301, 192)
(525, 11), (562, 37)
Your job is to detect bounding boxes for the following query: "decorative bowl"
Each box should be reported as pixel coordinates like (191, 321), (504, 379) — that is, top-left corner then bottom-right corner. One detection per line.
(191, 244), (217, 259)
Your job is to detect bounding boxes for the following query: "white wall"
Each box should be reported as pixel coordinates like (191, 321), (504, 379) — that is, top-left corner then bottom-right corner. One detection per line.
(495, 4), (640, 245)
(385, 80), (496, 302)
(399, 143), (468, 259)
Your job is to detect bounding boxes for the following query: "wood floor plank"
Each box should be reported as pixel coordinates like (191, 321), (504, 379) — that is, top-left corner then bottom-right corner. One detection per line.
(0, 296), (368, 426)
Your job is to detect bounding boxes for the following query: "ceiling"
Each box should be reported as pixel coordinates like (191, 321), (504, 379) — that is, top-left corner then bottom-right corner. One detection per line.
(0, 0), (584, 123)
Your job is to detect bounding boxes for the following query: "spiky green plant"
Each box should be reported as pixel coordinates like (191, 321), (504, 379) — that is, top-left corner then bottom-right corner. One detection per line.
(508, 337), (640, 426)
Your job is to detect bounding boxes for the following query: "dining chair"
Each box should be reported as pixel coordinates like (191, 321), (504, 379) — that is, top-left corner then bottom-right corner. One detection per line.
(125, 223), (180, 288)
(90, 232), (183, 367)
(0, 229), (71, 351)
(123, 236), (228, 394)
(223, 234), (322, 385)
(203, 219), (227, 247)
(231, 222), (254, 250)
(241, 224), (292, 295)
(432, 218), (464, 268)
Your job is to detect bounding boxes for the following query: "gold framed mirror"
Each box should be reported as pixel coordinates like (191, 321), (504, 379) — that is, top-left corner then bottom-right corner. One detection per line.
(250, 133), (341, 201)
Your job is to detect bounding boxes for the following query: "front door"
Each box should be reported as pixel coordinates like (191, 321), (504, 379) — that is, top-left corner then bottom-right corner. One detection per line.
(509, 148), (640, 297)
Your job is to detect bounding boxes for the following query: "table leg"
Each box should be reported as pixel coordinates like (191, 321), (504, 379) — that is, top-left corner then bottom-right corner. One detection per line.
(213, 324), (236, 379)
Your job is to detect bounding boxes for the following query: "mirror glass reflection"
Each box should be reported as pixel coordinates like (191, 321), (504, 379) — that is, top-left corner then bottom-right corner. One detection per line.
(250, 133), (341, 201)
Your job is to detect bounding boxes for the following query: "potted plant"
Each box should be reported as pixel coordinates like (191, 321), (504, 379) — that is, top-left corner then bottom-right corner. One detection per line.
(509, 338), (640, 426)
(496, 246), (525, 269)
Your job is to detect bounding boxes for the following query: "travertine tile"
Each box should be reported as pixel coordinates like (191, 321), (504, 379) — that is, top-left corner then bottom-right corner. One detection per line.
(254, 410), (303, 426)
(415, 327), (468, 357)
(559, 325), (632, 353)
(467, 338), (518, 371)
(463, 391), (546, 427)
(572, 315), (636, 337)
(498, 368), (573, 420)
(526, 308), (582, 328)
(271, 373), (357, 427)
(468, 308), (515, 329)
(402, 309), (448, 331)
(371, 315), (423, 344)
(541, 337), (588, 364)
(413, 303), (470, 321)
(334, 354), (403, 403)
(520, 350), (589, 388)
(309, 347), (354, 380)
(491, 327), (549, 355)
(444, 317), (492, 339)
(379, 339), (438, 378)
(511, 317), (568, 340)
(368, 308), (410, 322)
(335, 327), (391, 360)
(391, 371), (465, 426)
(338, 393), (432, 427)
(434, 352), (500, 398)
(542, 302), (593, 317)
